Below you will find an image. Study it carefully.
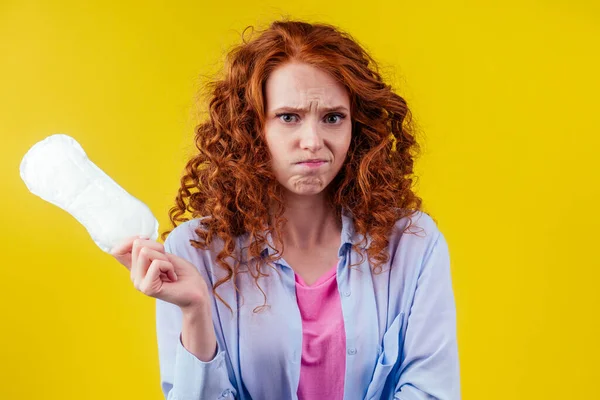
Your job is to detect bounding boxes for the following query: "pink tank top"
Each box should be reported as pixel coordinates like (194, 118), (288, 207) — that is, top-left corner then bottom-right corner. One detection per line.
(294, 264), (346, 400)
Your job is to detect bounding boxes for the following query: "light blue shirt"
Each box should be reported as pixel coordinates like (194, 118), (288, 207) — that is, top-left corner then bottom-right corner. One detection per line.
(156, 209), (460, 399)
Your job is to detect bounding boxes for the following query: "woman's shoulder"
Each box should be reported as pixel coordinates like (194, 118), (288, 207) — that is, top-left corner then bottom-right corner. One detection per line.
(387, 208), (443, 256)
(165, 216), (204, 237)
(163, 216), (246, 261)
(382, 210), (449, 294)
(163, 217), (212, 253)
(392, 209), (440, 239)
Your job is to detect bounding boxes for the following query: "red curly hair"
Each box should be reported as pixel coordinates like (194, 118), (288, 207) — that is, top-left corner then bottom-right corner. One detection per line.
(161, 19), (428, 311)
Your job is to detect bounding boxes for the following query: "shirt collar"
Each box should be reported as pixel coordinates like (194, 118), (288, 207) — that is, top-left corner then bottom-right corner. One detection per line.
(241, 206), (366, 262)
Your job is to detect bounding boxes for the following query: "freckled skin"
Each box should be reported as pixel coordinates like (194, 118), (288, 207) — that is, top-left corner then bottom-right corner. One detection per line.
(263, 62), (352, 197)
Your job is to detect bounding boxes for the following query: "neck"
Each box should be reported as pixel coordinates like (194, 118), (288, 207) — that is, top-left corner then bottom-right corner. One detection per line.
(273, 190), (341, 250)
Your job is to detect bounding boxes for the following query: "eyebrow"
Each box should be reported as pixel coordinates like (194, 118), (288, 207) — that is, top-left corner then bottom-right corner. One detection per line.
(270, 106), (349, 114)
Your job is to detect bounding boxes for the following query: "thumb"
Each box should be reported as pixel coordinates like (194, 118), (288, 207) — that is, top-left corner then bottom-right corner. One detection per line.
(164, 252), (197, 272)
(164, 252), (182, 264)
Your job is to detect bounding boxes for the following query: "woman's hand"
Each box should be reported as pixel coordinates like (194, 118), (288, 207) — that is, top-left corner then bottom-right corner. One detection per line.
(112, 236), (218, 361)
(110, 236), (211, 312)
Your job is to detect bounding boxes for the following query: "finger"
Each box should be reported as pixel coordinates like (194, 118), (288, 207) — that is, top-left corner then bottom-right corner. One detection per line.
(139, 259), (176, 296)
(134, 246), (170, 287)
(131, 239), (141, 282)
(158, 272), (177, 284)
(110, 236), (139, 257)
(110, 236), (140, 270)
(135, 238), (165, 253)
(157, 266), (178, 282)
(132, 238), (154, 281)
(166, 268), (177, 282)
(131, 238), (166, 278)
(159, 271), (171, 282)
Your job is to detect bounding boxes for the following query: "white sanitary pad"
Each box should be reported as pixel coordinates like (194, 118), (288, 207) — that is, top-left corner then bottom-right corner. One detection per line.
(19, 134), (159, 253)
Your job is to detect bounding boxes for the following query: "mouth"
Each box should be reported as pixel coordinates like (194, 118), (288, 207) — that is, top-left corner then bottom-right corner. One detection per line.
(296, 158), (327, 164)
(296, 159), (328, 168)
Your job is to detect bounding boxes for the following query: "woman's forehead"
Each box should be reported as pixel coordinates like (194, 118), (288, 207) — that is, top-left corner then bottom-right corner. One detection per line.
(265, 70), (349, 110)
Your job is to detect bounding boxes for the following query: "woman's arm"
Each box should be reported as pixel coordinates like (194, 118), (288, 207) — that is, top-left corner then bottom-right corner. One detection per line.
(394, 232), (461, 399)
(157, 225), (237, 400)
(157, 298), (236, 399)
(180, 306), (218, 362)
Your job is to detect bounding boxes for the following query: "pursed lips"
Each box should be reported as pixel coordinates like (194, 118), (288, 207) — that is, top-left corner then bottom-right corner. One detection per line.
(295, 159), (328, 164)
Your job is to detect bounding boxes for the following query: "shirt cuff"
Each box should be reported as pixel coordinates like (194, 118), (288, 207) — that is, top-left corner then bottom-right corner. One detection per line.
(171, 332), (233, 400)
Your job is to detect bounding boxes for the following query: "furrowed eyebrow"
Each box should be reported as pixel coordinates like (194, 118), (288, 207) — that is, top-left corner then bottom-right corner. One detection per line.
(271, 106), (349, 114)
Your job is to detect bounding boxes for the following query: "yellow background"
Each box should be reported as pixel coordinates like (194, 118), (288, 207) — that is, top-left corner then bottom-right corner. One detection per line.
(1, 1), (598, 399)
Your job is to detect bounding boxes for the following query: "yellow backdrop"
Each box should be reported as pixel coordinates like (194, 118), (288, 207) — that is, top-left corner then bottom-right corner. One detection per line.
(1, 1), (598, 399)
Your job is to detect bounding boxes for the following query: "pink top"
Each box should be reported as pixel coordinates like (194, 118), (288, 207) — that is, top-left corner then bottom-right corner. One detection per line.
(294, 264), (346, 400)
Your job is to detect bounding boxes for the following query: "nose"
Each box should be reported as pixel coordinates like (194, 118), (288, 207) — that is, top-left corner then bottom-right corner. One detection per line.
(298, 119), (323, 152)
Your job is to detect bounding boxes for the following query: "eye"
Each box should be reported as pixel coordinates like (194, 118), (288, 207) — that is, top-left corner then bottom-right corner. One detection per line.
(324, 113), (346, 124)
(276, 113), (299, 123)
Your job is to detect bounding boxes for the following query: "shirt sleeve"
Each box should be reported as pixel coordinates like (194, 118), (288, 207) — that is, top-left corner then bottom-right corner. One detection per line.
(156, 224), (237, 400)
(394, 232), (461, 400)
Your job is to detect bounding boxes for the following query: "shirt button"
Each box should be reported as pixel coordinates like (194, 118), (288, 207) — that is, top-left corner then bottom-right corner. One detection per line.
(347, 347), (357, 355)
(342, 290), (351, 297)
(220, 389), (232, 398)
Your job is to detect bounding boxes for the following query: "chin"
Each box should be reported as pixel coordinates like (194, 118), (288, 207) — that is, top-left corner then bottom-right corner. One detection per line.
(285, 182), (329, 196)
(298, 188), (325, 196)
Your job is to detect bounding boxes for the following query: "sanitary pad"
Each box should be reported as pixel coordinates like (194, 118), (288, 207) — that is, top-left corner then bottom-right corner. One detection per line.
(19, 134), (159, 253)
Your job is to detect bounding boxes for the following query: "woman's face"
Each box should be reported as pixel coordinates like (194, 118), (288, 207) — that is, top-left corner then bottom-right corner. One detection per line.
(263, 61), (352, 198)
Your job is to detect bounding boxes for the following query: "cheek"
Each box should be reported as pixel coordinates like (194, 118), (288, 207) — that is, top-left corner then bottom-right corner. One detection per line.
(264, 129), (284, 157)
(269, 140), (290, 164)
(334, 130), (352, 160)
(264, 133), (289, 174)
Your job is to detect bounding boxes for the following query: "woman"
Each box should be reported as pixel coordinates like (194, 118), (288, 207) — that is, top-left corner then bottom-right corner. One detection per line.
(112, 19), (460, 400)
